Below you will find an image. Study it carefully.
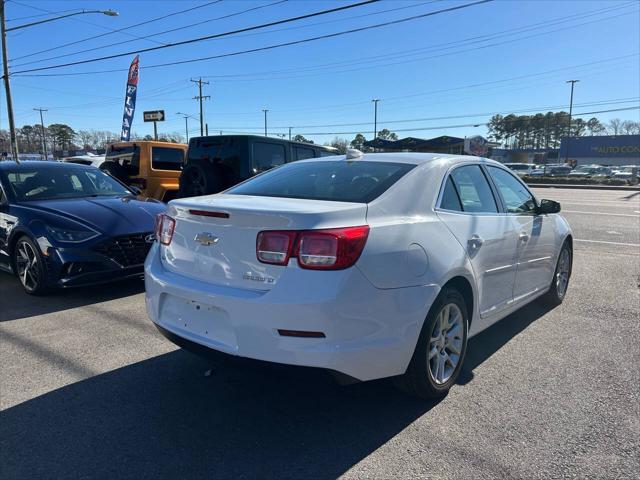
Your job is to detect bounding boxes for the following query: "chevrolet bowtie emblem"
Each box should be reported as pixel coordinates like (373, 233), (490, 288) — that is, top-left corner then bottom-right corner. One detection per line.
(194, 232), (219, 246)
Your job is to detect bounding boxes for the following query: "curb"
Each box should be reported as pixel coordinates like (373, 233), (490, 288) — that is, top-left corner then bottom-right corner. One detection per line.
(526, 183), (640, 191)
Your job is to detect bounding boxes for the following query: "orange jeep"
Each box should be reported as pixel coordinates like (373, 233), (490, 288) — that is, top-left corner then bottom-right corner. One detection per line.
(101, 141), (186, 202)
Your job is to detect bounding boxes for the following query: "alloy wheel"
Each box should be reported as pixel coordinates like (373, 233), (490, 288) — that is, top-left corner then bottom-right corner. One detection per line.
(15, 241), (40, 292)
(556, 248), (571, 298)
(428, 303), (464, 385)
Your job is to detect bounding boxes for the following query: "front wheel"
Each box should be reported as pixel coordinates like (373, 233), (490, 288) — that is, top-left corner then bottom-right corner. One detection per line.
(397, 287), (469, 399)
(13, 236), (49, 295)
(540, 242), (572, 306)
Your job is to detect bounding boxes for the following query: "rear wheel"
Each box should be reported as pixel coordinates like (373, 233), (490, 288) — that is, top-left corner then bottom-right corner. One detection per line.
(179, 161), (221, 198)
(397, 287), (469, 399)
(540, 242), (572, 306)
(13, 236), (48, 295)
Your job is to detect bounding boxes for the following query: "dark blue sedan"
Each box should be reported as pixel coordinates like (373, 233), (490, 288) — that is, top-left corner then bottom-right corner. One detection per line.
(0, 161), (166, 294)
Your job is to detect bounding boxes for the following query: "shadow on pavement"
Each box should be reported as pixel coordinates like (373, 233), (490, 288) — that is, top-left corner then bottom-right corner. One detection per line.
(459, 300), (552, 384)
(0, 274), (145, 322)
(0, 300), (553, 479)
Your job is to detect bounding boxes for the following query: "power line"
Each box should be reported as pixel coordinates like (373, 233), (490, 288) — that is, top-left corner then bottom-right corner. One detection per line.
(11, 0), (290, 68)
(283, 106), (640, 137)
(190, 2), (636, 81)
(200, 99), (640, 131)
(10, 0), (385, 74)
(14, 1), (633, 79)
(5, 0), (167, 47)
(10, 0), (493, 75)
(9, 1), (225, 62)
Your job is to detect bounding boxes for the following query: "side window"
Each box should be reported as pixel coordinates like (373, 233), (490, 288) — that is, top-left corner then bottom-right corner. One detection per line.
(440, 176), (462, 211)
(450, 165), (498, 213)
(294, 146), (314, 161)
(252, 142), (286, 174)
(188, 139), (243, 180)
(151, 147), (184, 171)
(487, 166), (537, 214)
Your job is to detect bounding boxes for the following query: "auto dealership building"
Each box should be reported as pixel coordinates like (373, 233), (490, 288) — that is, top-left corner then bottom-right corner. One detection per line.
(558, 135), (640, 166)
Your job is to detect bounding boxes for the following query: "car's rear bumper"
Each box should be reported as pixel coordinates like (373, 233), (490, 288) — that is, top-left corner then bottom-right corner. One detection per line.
(144, 244), (439, 381)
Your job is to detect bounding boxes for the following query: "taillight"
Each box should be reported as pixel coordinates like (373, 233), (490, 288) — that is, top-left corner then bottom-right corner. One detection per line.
(256, 226), (369, 270)
(155, 213), (175, 245)
(256, 231), (297, 265)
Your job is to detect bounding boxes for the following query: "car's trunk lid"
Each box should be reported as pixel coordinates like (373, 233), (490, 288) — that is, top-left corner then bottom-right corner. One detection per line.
(161, 194), (368, 290)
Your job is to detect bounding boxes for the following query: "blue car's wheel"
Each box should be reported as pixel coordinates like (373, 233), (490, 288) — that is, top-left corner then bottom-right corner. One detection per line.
(13, 236), (48, 295)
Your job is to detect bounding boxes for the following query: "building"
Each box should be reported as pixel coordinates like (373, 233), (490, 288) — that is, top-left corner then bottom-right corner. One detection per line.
(559, 135), (639, 166)
(488, 148), (559, 164)
(364, 135), (467, 154)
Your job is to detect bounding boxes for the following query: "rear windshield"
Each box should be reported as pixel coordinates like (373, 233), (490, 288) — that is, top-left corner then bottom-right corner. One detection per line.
(228, 160), (415, 203)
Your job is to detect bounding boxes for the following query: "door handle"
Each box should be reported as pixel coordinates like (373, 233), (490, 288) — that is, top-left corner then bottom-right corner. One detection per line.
(519, 232), (530, 242)
(468, 235), (484, 250)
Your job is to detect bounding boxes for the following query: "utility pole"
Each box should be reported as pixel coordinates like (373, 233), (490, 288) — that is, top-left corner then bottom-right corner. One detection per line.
(262, 109), (268, 137)
(288, 127), (292, 141)
(565, 79), (579, 164)
(33, 108), (48, 160)
(1, 1), (19, 162)
(372, 99), (380, 140)
(191, 77), (210, 136)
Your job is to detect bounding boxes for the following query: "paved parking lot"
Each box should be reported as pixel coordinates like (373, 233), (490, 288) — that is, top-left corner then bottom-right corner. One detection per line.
(1, 187), (638, 479)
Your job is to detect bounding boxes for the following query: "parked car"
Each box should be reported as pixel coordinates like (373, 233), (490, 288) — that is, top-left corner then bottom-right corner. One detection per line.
(568, 165), (612, 178)
(612, 165), (639, 184)
(146, 152), (572, 399)
(61, 153), (105, 168)
(502, 163), (536, 177)
(101, 141), (187, 202)
(178, 135), (339, 198)
(0, 161), (165, 294)
(544, 164), (573, 176)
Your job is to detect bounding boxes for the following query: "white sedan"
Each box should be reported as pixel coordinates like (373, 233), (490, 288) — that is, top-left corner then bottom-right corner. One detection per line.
(145, 152), (572, 398)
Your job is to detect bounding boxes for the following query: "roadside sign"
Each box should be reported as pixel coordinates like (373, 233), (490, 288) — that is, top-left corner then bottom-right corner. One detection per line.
(143, 110), (165, 122)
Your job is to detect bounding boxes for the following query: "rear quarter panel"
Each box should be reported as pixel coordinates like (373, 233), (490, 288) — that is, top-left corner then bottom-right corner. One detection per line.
(356, 160), (478, 324)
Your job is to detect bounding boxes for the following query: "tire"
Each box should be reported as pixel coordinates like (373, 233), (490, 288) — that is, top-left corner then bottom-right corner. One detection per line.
(100, 161), (129, 184)
(540, 241), (572, 306)
(396, 287), (469, 399)
(12, 235), (49, 295)
(179, 161), (223, 198)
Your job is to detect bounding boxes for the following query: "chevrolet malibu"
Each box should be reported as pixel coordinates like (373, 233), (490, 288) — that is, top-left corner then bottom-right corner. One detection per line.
(145, 152), (572, 398)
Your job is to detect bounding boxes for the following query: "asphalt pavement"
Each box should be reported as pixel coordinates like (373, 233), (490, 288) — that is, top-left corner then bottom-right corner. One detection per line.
(1, 187), (638, 479)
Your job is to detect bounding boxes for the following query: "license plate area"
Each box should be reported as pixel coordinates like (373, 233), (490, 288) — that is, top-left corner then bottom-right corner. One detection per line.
(160, 294), (238, 350)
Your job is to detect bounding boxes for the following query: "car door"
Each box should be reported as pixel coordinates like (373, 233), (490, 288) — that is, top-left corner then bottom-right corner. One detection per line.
(485, 165), (557, 302)
(436, 164), (519, 319)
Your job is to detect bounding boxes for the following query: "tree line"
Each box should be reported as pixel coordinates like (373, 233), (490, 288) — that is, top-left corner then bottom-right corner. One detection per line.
(0, 124), (186, 155)
(487, 114), (639, 150)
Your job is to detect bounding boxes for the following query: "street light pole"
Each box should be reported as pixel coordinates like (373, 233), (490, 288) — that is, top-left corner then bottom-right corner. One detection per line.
(1, 2), (119, 164)
(33, 108), (48, 160)
(262, 109), (268, 137)
(565, 79), (579, 164)
(176, 112), (195, 142)
(371, 99), (380, 141)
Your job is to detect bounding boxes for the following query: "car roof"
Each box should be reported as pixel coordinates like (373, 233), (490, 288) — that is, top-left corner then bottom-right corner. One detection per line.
(0, 160), (93, 171)
(300, 152), (502, 167)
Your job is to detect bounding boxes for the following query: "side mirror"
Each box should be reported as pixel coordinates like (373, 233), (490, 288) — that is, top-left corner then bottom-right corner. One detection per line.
(129, 186), (142, 196)
(537, 199), (561, 214)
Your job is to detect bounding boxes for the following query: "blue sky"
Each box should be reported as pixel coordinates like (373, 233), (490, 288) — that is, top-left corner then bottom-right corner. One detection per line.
(1, 0), (639, 144)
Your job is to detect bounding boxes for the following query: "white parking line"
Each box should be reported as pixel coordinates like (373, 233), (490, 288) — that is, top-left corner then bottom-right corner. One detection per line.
(563, 210), (639, 217)
(575, 239), (640, 247)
